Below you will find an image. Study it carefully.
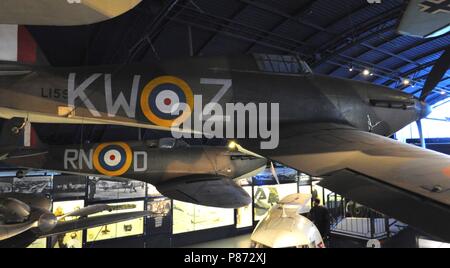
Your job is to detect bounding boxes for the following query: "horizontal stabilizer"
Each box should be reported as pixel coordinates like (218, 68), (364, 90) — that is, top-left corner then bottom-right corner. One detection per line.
(156, 175), (252, 208)
(0, 61), (32, 75)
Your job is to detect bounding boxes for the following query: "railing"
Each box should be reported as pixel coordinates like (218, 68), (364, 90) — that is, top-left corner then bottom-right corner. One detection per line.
(325, 193), (407, 240)
(331, 217), (389, 240)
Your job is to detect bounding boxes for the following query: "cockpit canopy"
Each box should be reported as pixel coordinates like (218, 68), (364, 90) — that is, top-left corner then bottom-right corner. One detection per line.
(253, 54), (313, 75)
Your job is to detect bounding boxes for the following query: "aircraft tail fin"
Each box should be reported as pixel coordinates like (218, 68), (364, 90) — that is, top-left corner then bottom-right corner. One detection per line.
(0, 24), (49, 66)
(0, 118), (45, 150)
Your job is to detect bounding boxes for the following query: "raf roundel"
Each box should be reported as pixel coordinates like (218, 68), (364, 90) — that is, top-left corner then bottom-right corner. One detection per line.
(140, 76), (194, 128)
(93, 142), (132, 177)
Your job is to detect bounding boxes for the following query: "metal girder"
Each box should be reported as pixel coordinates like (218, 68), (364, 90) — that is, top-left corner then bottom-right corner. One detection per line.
(194, 1), (249, 55)
(244, 0), (315, 54)
(126, 0), (182, 62)
(327, 57), (449, 98)
(331, 32), (449, 79)
(343, 38), (447, 80)
(381, 47), (450, 86)
(300, 1), (369, 45)
(169, 17), (306, 56)
(237, 0), (336, 35)
(311, 7), (403, 63)
(360, 33), (450, 71)
(408, 76), (450, 96)
(171, 5), (310, 56)
(323, 29), (398, 76)
(360, 42), (420, 66)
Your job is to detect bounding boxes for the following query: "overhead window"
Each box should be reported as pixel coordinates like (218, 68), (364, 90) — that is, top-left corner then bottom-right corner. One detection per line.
(396, 98), (450, 141)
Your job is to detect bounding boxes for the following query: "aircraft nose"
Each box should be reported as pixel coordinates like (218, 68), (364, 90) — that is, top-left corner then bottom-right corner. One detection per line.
(416, 99), (432, 120)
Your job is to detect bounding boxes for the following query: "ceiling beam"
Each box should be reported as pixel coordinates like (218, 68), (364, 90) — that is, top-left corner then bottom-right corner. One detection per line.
(244, 0), (315, 54)
(237, 0), (337, 35)
(169, 17), (307, 56)
(173, 5), (310, 55)
(194, 1), (249, 56)
(125, 0), (182, 62)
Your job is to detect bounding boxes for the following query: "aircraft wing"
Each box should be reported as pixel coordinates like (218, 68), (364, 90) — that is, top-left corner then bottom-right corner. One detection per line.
(0, 0), (142, 26)
(259, 123), (450, 241)
(37, 211), (151, 238)
(155, 175), (252, 208)
(398, 0), (450, 38)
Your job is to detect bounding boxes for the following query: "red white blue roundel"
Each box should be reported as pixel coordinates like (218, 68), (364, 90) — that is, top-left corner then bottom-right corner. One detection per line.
(98, 145), (126, 171)
(149, 83), (187, 120)
(140, 76), (194, 128)
(101, 148), (123, 168)
(93, 142), (132, 176)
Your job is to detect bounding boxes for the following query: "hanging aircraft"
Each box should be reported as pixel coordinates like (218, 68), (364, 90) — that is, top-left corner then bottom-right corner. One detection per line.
(397, 0), (450, 38)
(0, 0), (142, 26)
(0, 192), (151, 247)
(0, 118), (266, 209)
(0, 18), (449, 242)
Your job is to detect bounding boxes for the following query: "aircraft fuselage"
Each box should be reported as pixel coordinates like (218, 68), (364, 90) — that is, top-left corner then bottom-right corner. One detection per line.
(0, 56), (428, 151)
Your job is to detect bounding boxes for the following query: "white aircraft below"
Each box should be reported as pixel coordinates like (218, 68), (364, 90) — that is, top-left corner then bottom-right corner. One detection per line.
(251, 193), (324, 248)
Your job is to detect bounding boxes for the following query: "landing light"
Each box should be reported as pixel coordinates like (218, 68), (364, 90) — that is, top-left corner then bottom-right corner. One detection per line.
(228, 141), (237, 149)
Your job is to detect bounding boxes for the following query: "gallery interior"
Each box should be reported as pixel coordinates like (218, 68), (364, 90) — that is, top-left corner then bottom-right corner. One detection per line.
(0, 0), (449, 248)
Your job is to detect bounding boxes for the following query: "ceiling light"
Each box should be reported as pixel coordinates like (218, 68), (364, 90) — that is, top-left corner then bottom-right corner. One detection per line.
(402, 78), (410, 86)
(362, 69), (370, 76)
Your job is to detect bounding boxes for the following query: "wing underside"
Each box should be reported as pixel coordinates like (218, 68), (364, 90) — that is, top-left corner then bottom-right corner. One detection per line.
(0, 0), (142, 26)
(261, 123), (450, 241)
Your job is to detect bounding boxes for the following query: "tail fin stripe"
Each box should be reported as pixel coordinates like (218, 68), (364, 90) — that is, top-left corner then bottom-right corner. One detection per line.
(17, 26), (37, 65)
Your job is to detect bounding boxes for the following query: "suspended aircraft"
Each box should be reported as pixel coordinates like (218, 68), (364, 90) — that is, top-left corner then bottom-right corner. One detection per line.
(0, 0), (142, 26)
(397, 0), (450, 38)
(0, 118), (266, 208)
(0, 2), (449, 242)
(0, 192), (151, 247)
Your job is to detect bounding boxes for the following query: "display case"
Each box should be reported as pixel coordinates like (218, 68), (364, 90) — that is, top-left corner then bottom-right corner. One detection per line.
(51, 200), (85, 248)
(236, 186), (253, 229)
(86, 200), (145, 242)
(173, 201), (234, 234)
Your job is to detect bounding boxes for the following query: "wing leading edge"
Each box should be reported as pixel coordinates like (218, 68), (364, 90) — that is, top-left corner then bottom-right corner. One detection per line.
(262, 124), (450, 241)
(0, 0), (142, 26)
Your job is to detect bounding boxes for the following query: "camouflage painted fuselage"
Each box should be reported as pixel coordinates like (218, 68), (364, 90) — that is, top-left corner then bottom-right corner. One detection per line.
(0, 55), (429, 153)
